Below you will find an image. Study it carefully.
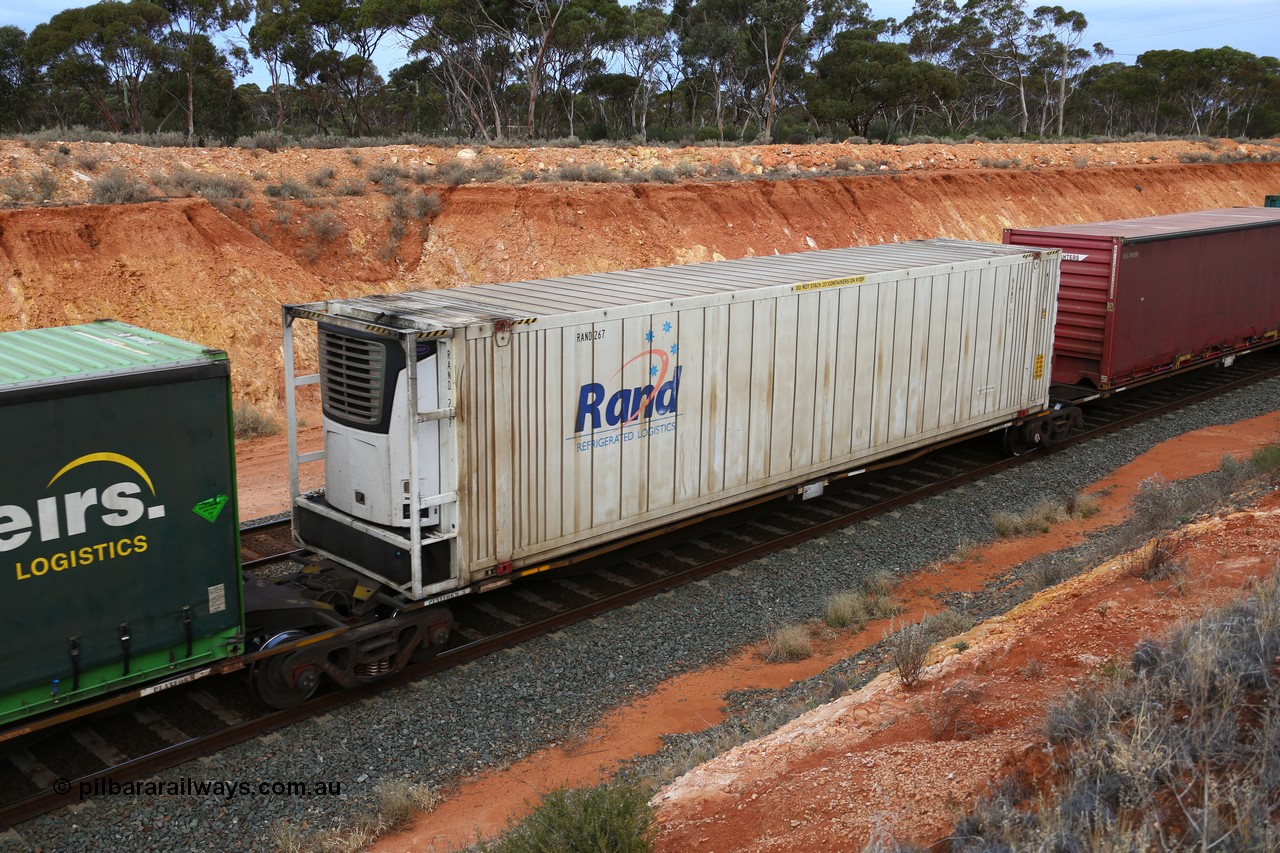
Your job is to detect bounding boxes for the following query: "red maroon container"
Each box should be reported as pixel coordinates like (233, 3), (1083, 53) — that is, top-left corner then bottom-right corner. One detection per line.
(1004, 208), (1280, 391)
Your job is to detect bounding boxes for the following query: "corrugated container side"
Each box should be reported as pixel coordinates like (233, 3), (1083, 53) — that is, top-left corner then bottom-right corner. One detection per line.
(460, 253), (1058, 575)
(1008, 218), (1280, 388)
(1004, 230), (1116, 386)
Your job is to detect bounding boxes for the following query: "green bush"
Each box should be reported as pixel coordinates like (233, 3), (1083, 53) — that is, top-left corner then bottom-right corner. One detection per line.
(480, 782), (656, 853)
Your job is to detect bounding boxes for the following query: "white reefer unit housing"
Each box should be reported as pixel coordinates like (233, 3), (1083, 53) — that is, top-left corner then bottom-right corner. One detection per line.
(284, 239), (1061, 602)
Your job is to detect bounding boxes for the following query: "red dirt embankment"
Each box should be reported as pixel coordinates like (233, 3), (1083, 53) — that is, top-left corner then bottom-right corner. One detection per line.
(2, 147), (1279, 409)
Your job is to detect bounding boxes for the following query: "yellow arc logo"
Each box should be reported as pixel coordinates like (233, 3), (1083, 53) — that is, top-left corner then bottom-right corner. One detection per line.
(47, 452), (157, 495)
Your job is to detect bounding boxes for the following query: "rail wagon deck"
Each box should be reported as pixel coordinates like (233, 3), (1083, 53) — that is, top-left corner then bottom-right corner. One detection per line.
(284, 239), (1062, 603)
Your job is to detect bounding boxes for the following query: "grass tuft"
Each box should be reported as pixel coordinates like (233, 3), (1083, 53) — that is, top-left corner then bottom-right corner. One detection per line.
(764, 625), (813, 662)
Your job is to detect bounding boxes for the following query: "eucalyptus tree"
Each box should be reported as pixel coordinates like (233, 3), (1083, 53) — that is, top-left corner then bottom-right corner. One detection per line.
(543, 0), (628, 137)
(0, 26), (34, 130)
(1030, 4), (1106, 134)
(899, 0), (1000, 132)
(670, 0), (746, 137)
(282, 0), (404, 134)
(1139, 47), (1280, 136)
(807, 25), (957, 137)
(244, 0), (301, 130)
(26, 0), (171, 132)
(397, 0), (519, 140)
(157, 0), (250, 141)
(617, 0), (674, 140)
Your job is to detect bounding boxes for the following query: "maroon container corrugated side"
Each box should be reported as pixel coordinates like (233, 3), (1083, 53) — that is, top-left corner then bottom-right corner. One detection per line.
(1004, 208), (1280, 389)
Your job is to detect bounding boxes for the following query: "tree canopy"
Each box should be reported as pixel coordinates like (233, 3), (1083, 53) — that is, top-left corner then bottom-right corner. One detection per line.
(5, 0), (1278, 141)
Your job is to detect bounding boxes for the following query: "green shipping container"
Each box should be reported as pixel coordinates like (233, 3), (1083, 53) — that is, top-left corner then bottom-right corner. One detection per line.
(1265, 195), (1280, 208)
(0, 321), (243, 726)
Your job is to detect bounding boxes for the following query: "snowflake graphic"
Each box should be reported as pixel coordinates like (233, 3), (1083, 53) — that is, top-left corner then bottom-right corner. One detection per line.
(644, 330), (655, 343)
(662, 321), (673, 333)
(670, 343), (679, 355)
(650, 364), (660, 377)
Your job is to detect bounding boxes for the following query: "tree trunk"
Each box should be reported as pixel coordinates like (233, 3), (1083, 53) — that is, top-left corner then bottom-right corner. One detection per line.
(187, 69), (195, 144)
(1056, 44), (1067, 136)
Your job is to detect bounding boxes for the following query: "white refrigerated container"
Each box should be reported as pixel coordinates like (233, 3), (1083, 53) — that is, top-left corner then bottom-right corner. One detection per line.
(284, 238), (1060, 602)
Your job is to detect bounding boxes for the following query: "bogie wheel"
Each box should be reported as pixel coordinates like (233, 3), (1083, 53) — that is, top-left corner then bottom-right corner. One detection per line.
(1004, 422), (1045, 457)
(251, 630), (320, 709)
(409, 620), (453, 665)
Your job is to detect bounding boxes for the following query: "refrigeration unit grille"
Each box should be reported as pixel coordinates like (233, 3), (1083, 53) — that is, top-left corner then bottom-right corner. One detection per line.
(319, 327), (386, 425)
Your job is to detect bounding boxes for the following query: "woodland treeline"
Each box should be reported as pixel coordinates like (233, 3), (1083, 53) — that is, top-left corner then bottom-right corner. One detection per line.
(1, 0), (1277, 144)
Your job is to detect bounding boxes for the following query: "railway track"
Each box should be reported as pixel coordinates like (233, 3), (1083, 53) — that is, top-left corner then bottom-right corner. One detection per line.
(4, 352), (1278, 830)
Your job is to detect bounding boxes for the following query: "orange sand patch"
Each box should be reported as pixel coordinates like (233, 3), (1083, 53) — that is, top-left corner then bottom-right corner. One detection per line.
(370, 410), (1280, 851)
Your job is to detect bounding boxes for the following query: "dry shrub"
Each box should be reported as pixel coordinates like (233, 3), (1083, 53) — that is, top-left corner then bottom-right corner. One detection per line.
(265, 180), (312, 200)
(153, 167), (246, 200)
(392, 190), (442, 221)
(764, 625), (813, 662)
(303, 211), (346, 243)
(948, 538), (980, 564)
(555, 163), (586, 182)
(824, 592), (867, 629)
(993, 499), (1065, 537)
(89, 169), (152, 204)
(922, 608), (974, 640)
(583, 163), (618, 182)
(433, 160), (471, 186)
(32, 169), (59, 201)
(471, 157), (507, 182)
(1022, 557), (1075, 593)
(233, 401), (280, 439)
(1125, 531), (1190, 581)
(480, 782), (656, 853)
(926, 679), (983, 740)
(925, 572), (1280, 851)
(1251, 443), (1280, 474)
(74, 152), (103, 172)
(307, 166), (337, 188)
(888, 620), (932, 688)
(367, 164), (408, 187)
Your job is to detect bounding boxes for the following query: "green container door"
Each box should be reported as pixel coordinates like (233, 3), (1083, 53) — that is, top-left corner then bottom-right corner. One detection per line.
(1266, 195), (1280, 208)
(0, 323), (243, 725)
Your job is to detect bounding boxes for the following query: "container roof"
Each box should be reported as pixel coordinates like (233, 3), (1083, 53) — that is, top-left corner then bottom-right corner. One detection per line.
(0, 321), (225, 391)
(1007, 207), (1280, 242)
(300, 238), (1046, 331)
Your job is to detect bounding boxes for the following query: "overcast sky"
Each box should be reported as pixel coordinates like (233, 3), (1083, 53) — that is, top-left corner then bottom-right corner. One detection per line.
(3, 0), (1278, 88)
